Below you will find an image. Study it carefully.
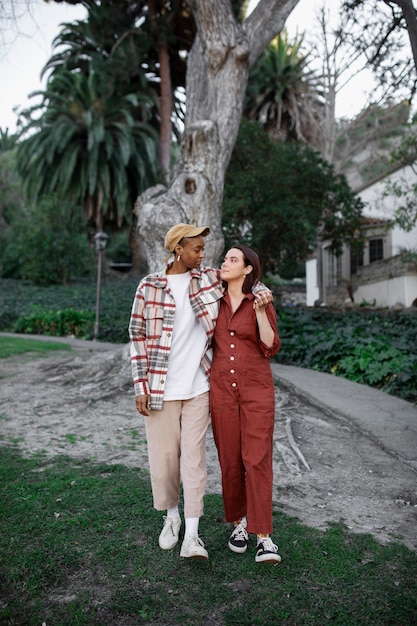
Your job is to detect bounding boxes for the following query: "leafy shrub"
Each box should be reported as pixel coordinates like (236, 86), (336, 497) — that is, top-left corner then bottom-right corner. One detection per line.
(105, 230), (132, 263)
(277, 307), (417, 358)
(0, 196), (92, 285)
(0, 276), (137, 342)
(13, 307), (95, 338)
(1, 278), (417, 401)
(223, 120), (365, 276)
(276, 306), (417, 402)
(334, 341), (417, 398)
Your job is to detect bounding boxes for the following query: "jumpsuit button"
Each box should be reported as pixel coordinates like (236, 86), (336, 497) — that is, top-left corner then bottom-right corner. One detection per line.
(230, 344), (235, 348)
(232, 382), (237, 388)
(230, 331), (235, 336)
(230, 356), (235, 361)
(230, 369), (235, 374)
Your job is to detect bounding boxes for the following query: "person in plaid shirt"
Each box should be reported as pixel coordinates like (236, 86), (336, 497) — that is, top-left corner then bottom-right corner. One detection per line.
(128, 223), (272, 560)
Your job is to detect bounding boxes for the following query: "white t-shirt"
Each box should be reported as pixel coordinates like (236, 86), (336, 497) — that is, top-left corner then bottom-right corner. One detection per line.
(163, 271), (209, 401)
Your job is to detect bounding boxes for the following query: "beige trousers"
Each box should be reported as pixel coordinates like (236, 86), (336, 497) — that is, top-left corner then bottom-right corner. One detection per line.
(144, 391), (209, 518)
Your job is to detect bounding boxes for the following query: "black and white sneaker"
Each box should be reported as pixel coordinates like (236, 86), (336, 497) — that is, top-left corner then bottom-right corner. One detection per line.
(255, 537), (281, 564)
(228, 523), (249, 553)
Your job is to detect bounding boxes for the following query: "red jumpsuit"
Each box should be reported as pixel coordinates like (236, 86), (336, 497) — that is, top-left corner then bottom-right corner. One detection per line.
(209, 292), (281, 535)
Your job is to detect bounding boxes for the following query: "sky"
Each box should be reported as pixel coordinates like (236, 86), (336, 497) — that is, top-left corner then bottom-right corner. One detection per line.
(0, 0), (374, 134)
(0, 1), (87, 134)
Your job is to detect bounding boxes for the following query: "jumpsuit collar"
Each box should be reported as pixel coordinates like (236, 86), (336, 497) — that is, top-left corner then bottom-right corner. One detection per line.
(223, 290), (254, 313)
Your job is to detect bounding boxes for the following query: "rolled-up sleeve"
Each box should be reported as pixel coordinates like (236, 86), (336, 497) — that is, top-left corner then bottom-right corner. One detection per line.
(259, 304), (281, 358)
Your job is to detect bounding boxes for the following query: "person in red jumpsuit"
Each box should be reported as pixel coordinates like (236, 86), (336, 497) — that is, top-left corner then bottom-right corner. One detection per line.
(209, 245), (282, 564)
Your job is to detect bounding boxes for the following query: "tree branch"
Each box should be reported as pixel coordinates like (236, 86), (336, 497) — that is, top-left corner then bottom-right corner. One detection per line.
(245, 0), (301, 67)
(385, 0), (417, 72)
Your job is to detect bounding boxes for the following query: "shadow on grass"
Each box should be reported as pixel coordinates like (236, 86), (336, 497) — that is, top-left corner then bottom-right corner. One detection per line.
(1, 446), (416, 626)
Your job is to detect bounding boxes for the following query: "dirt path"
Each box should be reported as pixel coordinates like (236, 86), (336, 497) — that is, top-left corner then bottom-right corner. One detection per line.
(1, 344), (416, 551)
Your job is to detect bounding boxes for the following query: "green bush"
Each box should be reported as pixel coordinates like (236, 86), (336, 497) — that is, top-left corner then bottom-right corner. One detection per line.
(13, 307), (95, 338)
(0, 196), (92, 285)
(223, 120), (365, 275)
(0, 276), (137, 343)
(105, 229), (132, 263)
(275, 307), (417, 402)
(335, 341), (417, 395)
(1, 278), (416, 401)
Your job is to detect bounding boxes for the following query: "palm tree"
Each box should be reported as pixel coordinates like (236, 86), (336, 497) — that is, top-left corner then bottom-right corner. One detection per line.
(0, 128), (19, 151)
(44, 1), (151, 96)
(244, 31), (324, 148)
(44, 0), (195, 182)
(0, 130), (23, 254)
(17, 69), (158, 235)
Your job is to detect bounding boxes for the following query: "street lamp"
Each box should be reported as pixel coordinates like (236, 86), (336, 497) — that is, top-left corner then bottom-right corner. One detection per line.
(93, 231), (109, 340)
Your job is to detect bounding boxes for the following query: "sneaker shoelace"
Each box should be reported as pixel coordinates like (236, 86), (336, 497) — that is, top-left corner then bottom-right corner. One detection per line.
(190, 535), (205, 547)
(163, 516), (178, 536)
(233, 524), (249, 541)
(259, 537), (278, 552)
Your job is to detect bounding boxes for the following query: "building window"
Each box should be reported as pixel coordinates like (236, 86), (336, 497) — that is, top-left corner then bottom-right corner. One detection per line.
(326, 250), (342, 287)
(350, 252), (364, 275)
(369, 238), (384, 263)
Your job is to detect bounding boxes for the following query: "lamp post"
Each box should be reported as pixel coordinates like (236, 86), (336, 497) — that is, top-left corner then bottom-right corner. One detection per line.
(93, 231), (109, 340)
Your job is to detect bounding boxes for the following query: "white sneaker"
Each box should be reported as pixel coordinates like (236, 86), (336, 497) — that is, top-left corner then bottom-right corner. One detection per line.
(180, 535), (209, 560)
(158, 516), (182, 550)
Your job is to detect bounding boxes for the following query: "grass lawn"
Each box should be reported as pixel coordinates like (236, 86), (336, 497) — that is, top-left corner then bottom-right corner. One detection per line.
(1, 447), (417, 626)
(0, 335), (72, 359)
(1, 339), (417, 625)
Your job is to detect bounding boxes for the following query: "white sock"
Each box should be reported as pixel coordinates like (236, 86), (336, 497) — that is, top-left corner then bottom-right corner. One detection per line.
(167, 506), (180, 519)
(257, 534), (269, 545)
(184, 517), (199, 538)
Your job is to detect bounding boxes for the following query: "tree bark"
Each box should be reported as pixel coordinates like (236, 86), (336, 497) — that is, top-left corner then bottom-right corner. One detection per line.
(387, 0), (417, 73)
(134, 0), (300, 272)
(149, 0), (173, 183)
(157, 39), (173, 182)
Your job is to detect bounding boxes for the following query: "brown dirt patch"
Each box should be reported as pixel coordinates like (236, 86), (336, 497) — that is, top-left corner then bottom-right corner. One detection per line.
(1, 342), (416, 551)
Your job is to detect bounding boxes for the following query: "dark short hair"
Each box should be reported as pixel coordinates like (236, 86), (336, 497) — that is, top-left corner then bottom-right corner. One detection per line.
(227, 244), (261, 294)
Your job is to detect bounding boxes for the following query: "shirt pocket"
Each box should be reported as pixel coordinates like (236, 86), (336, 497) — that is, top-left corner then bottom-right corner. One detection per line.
(237, 319), (257, 342)
(145, 306), (164, 339)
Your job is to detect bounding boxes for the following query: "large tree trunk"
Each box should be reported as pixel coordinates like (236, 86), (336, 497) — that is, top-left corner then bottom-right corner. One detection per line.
(134, 0), (300, 272)
(149, 0), (173, 183)
(390, 0), (417, 71)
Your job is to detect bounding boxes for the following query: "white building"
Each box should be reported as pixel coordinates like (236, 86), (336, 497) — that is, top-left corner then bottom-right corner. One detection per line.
(306, 164), (417, 308)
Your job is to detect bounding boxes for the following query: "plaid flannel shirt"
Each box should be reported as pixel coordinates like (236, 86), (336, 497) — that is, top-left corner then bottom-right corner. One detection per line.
(128, 266), (224, 410)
